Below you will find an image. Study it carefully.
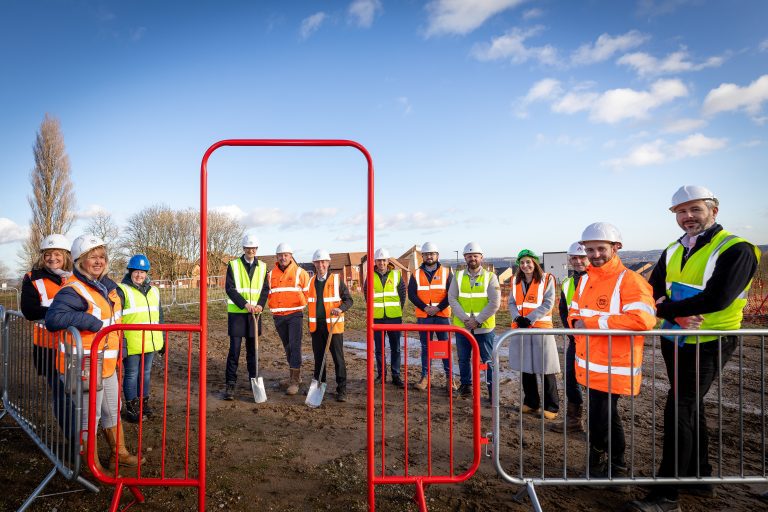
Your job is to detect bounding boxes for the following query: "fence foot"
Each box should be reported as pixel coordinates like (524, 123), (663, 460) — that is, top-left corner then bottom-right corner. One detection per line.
(17, 467), (57, 512)
(107, 482), (146, 512)
(76, 474), (100, 494)
(413, 480), (428, 512)
(512, 482), (542, 512)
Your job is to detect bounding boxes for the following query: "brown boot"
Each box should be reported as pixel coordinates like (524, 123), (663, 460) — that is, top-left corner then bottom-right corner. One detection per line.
(81, 436), (108, 476)
(548, 402), (584, 433)
(104, 424), (145, 468)
(286, 368), (301, 396)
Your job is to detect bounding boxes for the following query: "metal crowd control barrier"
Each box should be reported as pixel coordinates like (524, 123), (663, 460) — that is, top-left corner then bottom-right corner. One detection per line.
(1, 308), (99, 511)
(84, 323), (203, 512)
(173, 276), (226, 307)
(153, 279), (174, 309)
(368, 323), (487, 511)
(489, 328), (768, 511)
(1, 286), (20, 310)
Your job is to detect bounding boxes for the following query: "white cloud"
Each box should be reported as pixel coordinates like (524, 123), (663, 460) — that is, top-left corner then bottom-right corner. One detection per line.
(348, 0), (382, 28)
(213, 205), (338, 229)
(604, 133), (727, 170)
(396, 96), (412, 115)
(334, 232), (365, 242)
(515, 78), (562, 117)
(662, 118), (707, 133)
(589, 78), (688, 124)
(552, 91), (599, 114)
(0, 218), (27, 244)
(741, 139), (763, 148)
(472, 26), (559, 65)
(636, 0), (699, 17)
(760, 39), (768, 52)
(702, 74), (768, 119)
(212, 204), (247, 220)
(534, 133), (588, 150)
(375, 212), (457, 231)
(618, 49), (723, 77)
(424, 0), (526, 37)
(571, 30), (649, 65)
(522, 8), (544, 20)
(76, 204), (109, 219)
(300, 12), (327, 40)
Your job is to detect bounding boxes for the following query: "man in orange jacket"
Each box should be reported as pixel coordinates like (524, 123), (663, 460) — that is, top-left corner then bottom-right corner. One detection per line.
(569, 222), (656, 479)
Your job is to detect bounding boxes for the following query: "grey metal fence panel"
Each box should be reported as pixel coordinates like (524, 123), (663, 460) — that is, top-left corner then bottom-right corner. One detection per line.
(0, 286), (20, 311)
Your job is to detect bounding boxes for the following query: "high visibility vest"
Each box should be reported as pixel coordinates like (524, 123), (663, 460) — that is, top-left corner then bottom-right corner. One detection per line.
(27, 272), (74, 348)
(568, 256), (656, 396)
(227, 258), (267, 314)
(664, 229), (760, 343)
(267, 261), (309, 316)
(307, 274), (344, 334)
(118, 284), (164, 356)
(510, 273), (554, 328)
(56, 278), (122, 378)
(413, 266), (451, 318)
(372, 270), (402, 319)
(452, 269), (496, 330)
(561, 277), (576, 310)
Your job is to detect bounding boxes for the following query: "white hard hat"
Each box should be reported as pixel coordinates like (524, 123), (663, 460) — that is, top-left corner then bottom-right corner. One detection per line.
(374, 248), (390, 260)
(670, 185), (718, 211)
(40, 234), (70, 252)
(580, 222), (622, 244)
(275, 242), (293, 254)
(312, 249), (331, 262)
(242, 234), (259, 248)
(71, 234), (106, 261)
(421, 242), (439, 253)
(463, 242), (483, 255)
(567, 242), (587, 256)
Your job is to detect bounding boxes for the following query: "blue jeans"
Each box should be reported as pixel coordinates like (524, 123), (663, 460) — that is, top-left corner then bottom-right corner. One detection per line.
(123, 351), (156, 401)
(417, 316), (451, 378)
(456, 331), (494, 393)
(374, 317), (402, 378)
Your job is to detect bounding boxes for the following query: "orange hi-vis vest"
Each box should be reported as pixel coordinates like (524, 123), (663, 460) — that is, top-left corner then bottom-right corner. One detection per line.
(510, 273), (555, 328)
(27, 272), (74, 348)
(56, 278), (122, 378)
(306, 273), (344, 334)
(414, 266), (451, 318)
(267, 261), (309, 316)
(567, 255), (656, 396)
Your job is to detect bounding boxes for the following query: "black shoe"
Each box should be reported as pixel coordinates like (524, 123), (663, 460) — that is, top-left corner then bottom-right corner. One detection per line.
(391, 376), (404, 388)
(624, 493), (680, 512)
(336, 386), (347, 402)
(122, 397), (142, 424)
(224, 384), (235, 401)
(681, 483), (716, 498)
(142, 397), (154, 419)
(458, 383), (472, 398)
(374, 374), (383, 384)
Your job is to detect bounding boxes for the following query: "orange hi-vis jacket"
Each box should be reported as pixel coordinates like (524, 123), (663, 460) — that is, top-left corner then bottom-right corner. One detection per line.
(414, 266), (451, 318)
(568, 255), (656, 396)
(306, 273), (344, 334)
(510, 273), (555, 328)
(57, 277), (122, 378)
(267, 260), (310, 316)
(27, 271), (74, 348)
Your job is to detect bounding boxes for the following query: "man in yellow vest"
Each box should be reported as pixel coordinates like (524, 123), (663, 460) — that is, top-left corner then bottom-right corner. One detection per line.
(628, 186), (760, 512)
(363, 248), (406, 387)
(306, 249), (353, 401)
(223, 234), (267, 401)
(448, 242), (500, 399)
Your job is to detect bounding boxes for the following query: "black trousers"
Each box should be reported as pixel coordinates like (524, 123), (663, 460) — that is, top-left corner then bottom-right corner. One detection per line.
(655, 337), (737, 499)
(225, 336), (255, 384)
(311, 325), (346, 387)
(564, 336), (583, 406)
(274, 312), (304, 369)
(522, 373), (560, 413)
(588, 388), (625, 464)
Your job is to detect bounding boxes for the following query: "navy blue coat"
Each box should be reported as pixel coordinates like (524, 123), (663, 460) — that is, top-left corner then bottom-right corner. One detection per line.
(45, 268), (119, 333)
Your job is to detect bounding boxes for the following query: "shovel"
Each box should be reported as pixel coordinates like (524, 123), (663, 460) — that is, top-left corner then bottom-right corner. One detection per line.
(306, 315), (341, 408)
(250, 312), (267, 403)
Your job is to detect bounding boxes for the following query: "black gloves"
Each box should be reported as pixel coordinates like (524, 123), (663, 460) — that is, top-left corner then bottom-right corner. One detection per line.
(514, 316), (532, 328)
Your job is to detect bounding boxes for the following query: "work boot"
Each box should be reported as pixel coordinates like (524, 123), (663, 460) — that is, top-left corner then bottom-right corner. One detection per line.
(587, 447), (607, 478)
(104, 424), (145, 468)
(681, 483), (716, 498)
(142, 397), (154, 419)
(122, 398), (143, 424)
(286, 368), (301, 396)
(336, 384), (347, 402)
(521, 404), (540, 415)
(414, 376), (428, 390)
(224, 384), (235, 401)
(458, 383), (471, 398)
(391, 375), (404, 388)
(549, 403), (584, 433)
(624, 493), (681, 512)
(81, 437), (108, 476)
(374, 374), (384, 384)
(446, 374), (458, 391)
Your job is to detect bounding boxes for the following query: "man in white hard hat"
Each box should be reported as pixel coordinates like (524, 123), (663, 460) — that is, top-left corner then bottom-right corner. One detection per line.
(363, 248), (406, 387)
(306, 249), (353, 402)
(265, 242), (310, 396)
(568, 223), (656, 480)
(550, 242), (589, 434)
(223, 234), (268, 400)
(628, 187), (760, 512)
(448, 242), (500, 399)
(408, 242), (455, 391)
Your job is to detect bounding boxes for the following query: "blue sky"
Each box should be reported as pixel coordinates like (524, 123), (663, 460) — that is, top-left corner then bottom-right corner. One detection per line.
(1, 0), (767, 276)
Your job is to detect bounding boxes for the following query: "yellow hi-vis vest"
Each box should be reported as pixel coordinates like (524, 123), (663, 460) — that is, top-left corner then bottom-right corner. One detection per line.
(118, 283), (164, 356)
(452, 268), (495, 330)
(664, 229), (761, 343)
(372, 270), (402, 319)
(562, 276), (576, 310)
(307, 273), (344, 333)
(227, 258), (266, 314)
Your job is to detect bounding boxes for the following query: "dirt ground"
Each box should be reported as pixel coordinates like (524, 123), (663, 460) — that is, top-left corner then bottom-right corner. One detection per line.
(2, 306), (767, 512)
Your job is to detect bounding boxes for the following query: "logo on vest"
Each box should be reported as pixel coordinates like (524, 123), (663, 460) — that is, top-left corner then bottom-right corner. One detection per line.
(526, 295), (536, 302)
(597, 295), (609, 309)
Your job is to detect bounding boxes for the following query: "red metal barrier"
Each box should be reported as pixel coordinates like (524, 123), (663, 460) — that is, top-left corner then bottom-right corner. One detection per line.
(368, 323), (487, 511)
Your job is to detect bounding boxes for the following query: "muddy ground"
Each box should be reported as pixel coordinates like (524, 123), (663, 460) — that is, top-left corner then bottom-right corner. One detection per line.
(2, 305), (767, 512)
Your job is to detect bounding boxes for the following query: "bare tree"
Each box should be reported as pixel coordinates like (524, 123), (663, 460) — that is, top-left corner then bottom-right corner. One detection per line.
(0, 261), (11, 283)
(85, 211), (125, 271)
(207, 210), (245, 276)
(19, 114), (76, 268)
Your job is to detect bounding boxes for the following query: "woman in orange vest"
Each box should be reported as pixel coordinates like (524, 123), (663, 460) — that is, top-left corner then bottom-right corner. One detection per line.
(507, 249), (561, 419)
(46, 235), (142, 474)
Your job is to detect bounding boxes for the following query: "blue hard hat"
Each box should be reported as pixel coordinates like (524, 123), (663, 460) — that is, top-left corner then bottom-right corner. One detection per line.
(127, 254), (150, 271)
